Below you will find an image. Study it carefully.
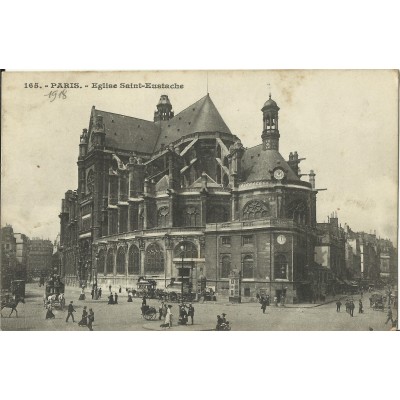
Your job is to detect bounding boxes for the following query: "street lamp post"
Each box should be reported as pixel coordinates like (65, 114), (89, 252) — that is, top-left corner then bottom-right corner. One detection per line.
(180, 244), (185, 301)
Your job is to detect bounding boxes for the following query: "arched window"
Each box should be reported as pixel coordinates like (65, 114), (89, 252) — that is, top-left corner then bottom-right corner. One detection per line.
(242, 255), (254, 279)
(116, 246), (126, 274)
(128, 245), (140, 275)
(183, 206), (200, 227)
(242, 200), (270, 220)
(274, 254), (288, 279)
(223, 174), (230, 187)
(97, 249), (105, 275)
(174, 241), (198, 259)
(157, 206), (169, 228)
(207, 205), (229, 223)
(87, 170), (94, 194)
(106, 248), (114, 275)
(286, 201), (308, 225)
(139, 211), (144, 230)
(221, 255), (231, 278)
(145, 243), (164, 274)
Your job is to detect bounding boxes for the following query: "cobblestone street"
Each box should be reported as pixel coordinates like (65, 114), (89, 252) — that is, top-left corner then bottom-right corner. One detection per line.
(1, 284), (397, 331)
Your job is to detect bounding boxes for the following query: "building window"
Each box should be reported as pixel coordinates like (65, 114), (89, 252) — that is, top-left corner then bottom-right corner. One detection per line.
(221, 255), (231, 278)
(286, 201), (308, 225)
(157, 206), (169, 228)
(87, 170), (94, 194)
(244, 288), (251, 297)
(242, 200), (270, 220)
(139, 211), (144, 230)
(116, 246), (126, 274)
(242, 255), (254, 279)
(274, 254), (288, 279)
(106, 249), (114, 275)
(242, 235), (254, 245)
(207, 205), (229, 223)
(145, 243), (164, 274)
(97, 249), (105, 275)
(128, 245), (140, 275)
(183, 206), (200, 226)
(174, 241), (198, 258)
(221, 236), (231, 246)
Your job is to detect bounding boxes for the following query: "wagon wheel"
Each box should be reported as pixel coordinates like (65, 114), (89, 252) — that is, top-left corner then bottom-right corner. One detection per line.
(144, 308), (156, 321)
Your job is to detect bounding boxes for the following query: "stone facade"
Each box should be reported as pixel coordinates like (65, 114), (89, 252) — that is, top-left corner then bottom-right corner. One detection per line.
(59, 92), (320, 303)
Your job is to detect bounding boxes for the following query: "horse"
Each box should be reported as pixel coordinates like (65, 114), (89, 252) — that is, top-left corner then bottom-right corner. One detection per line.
(1, 298), (25, 318)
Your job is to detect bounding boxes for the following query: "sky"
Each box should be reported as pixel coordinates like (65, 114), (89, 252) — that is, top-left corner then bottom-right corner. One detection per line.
(1, 70), (398, 243)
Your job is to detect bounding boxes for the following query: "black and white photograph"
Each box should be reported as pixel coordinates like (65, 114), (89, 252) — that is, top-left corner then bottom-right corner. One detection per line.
(1, 70), (398, 332)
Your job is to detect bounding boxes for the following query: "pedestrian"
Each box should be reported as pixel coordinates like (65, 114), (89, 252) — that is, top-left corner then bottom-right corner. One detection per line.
(349, 301), (355, 317)
(216, 315), (223, 330)
(385, 308), (393, 325)
(159, 302), (164, 320)
(109, 284), (112, 293)
(179, 305), (188, 325)
(336, 300), (342, 312)
(91, 288), (94, 300)
(266, 295), (270, 306)
(45, 304), (55, 319)
(128, 291), (133, 302)
(108, 293), (114, 305)
(114, 292), (118, 304)
(281, 295), (286, 307)
(165, 305), (173, 328)
(66, 301), (76, 322)
(261, 298), (267, 314)
(119, 286), (122, 293)
(274, 296), (278, 307)
(43, 294), (47, 308)
(142, 295), (147, 307)
(188, 303), (195, 324)
(222, 313), (227, 323)
(79, 286), (85, 301)
(78, 306), (88, 326)
(87, 308), (94, 331)
(359, 299), (363, 314)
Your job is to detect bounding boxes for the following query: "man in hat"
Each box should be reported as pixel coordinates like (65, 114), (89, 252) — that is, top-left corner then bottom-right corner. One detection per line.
(336, 300), (342, 312)
(66, 301), (76, 322)
(188, 304), (195, 325)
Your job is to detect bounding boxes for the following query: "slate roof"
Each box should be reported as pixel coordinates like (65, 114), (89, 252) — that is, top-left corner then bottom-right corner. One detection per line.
(241, 144), (300, 182)
(94, 109), (160, 153)
(154, 94), (232, 150)
(91, 94), (232, 154)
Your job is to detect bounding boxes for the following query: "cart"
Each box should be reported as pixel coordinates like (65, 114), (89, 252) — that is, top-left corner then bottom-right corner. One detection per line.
(45, 276), (66, 310)
(141, 305), (157, 320)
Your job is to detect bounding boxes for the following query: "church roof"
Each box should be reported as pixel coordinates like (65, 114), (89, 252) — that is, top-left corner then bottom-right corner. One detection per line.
(241, 144), (300, 182)
(94, 109), (160, 153)
(91, 94), (232, 154)
(154, 94), (232, 150)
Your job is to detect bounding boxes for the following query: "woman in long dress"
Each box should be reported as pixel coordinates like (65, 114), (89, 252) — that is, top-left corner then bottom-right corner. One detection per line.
(165, 305), (173, 328)
(78, 306), (88, 326)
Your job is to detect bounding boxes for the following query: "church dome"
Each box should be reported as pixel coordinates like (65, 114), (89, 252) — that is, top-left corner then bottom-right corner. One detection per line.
(157, 95), (172, 106)
(262, 95), (279, 110)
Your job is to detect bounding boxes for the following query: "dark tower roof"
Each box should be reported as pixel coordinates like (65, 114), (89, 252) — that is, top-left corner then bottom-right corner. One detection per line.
(262, 94), (279, 110)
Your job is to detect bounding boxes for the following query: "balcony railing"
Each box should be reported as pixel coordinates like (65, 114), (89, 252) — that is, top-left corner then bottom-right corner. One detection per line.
(205, 218), (303, 232)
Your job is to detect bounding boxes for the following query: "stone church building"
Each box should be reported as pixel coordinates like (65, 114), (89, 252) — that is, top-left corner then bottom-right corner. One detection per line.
(59, 91), (318, 303)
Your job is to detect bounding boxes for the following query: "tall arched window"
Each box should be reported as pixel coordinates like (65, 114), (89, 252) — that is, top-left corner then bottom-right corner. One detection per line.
(157, 206), (169, 228)
(106, 248), (114, 275)
(174, 241), (198, 259)
(139, 211), (144, 230)
(274, 254), (288, 279)
(145, 243), (164, 274)
(128, 245), (140, 275)
(286, 201), (308, 225)
(183, 206), (200, 226)
(242, 255), (254, 279)
(207, 205), (229, 223)
(221, 255), (231, 278)
(242, 200), (270, 220)
(97, 249), (105, 275)
(116, 246), (126, 274)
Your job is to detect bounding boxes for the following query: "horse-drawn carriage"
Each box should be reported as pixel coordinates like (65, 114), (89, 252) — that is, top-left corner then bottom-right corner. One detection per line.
(141, 305), (158, 320)
(45, 276), (66, 310)
(370, 293), (386, 311)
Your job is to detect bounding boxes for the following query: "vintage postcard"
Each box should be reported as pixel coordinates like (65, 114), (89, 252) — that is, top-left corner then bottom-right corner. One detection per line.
(1, 70), (398, 331)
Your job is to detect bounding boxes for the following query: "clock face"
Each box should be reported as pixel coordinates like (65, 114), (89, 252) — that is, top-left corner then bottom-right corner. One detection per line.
(277, 235), (286, 245)
(274, 168), (285, 180)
